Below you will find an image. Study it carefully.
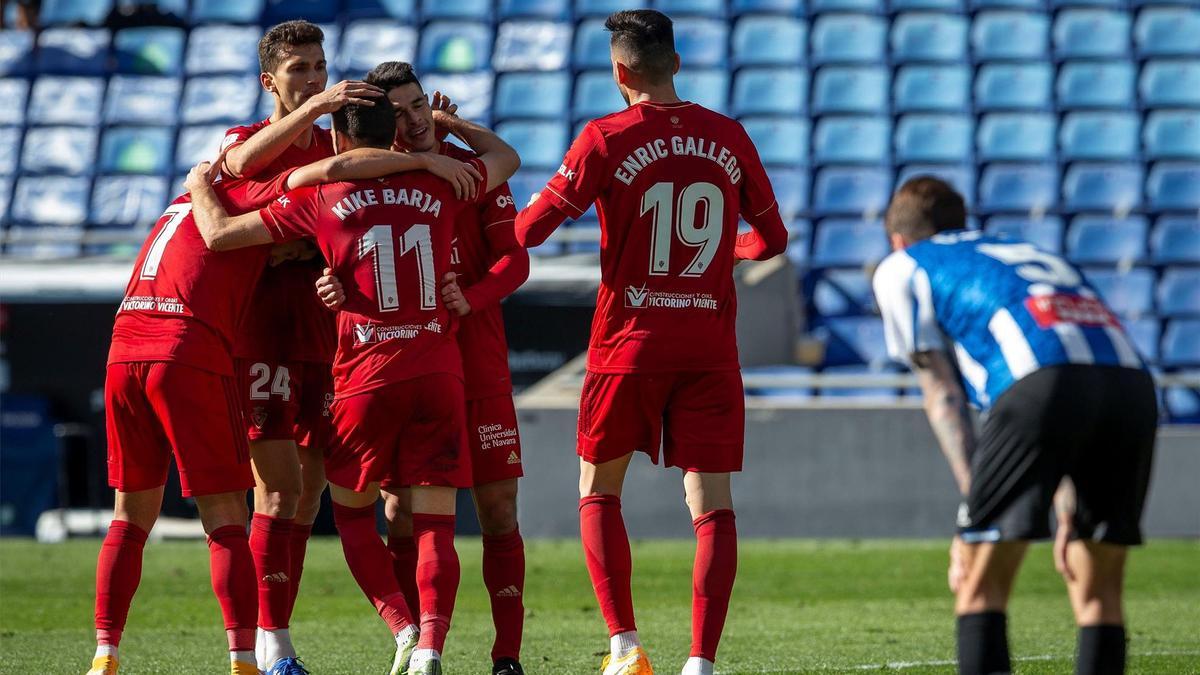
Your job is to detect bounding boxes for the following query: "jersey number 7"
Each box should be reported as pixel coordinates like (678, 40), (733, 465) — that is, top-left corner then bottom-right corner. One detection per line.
(358, 224), (436, 313)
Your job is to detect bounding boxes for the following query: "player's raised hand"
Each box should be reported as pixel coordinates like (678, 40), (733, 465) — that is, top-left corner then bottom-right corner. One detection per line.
(304, 80), (384, 115)
(423, 153), (482, 201)
(430, 90), (459, 117)
(441, 272), (471, 316)
(184, 161), (214, 193)
(316, 267), (346, 311)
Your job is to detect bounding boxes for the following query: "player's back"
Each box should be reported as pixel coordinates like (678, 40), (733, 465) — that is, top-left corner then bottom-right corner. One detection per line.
(551, 101), (777, 373)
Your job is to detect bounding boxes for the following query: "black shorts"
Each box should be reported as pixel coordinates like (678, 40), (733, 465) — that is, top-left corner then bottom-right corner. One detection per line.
(959, 365), (1157, 546)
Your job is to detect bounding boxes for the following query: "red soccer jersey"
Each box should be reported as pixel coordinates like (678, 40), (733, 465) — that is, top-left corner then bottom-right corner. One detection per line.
(222, 119), (338, 364)
(260, 166), (488, 399)
(537, 101), (784, 373)
(108, 174), (292, 376)
(438, 141), (525, 400)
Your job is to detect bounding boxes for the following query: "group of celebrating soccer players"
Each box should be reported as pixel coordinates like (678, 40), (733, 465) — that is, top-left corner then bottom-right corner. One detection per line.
(88, 7), (1155, 675)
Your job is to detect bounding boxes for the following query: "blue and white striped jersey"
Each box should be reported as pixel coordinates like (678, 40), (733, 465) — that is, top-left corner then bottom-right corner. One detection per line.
(873, 230), (1143, 408)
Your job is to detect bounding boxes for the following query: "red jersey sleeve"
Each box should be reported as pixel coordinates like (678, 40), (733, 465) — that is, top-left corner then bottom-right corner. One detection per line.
(540, 122), (608, 218)
(733, 125), (788, 261)
(229, 167), (297, 210)
(259, 185), (321, 242)
(462, 181), (529, 311)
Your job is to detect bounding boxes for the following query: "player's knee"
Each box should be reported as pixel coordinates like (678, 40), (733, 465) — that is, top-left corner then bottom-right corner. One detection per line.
(256, 488), (300, 518)
(386, 506), (414, 538)
(196, 491), (250, 533)
(476, 496), (518, 536)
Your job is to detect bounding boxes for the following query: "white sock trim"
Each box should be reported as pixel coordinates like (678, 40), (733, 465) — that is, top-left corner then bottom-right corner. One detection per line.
(409, 648), (441, 669)
(94, 645), (118, 660)
(682, 656), (715, 675)
(611, 630), (641, 658)
(261, 628), (296, 668)
(396, 624), (420, 644)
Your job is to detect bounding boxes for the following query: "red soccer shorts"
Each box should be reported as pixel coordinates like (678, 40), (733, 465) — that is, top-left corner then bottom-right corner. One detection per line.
(236, 359), (333, 450)
(577, 369), (745, 473)
(105, 362), (254, 497)
(466, 394), (524, 486)
(327, 373), (471, 491)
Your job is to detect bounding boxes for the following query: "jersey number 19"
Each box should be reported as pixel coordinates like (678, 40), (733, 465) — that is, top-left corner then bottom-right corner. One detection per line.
(642, 181), (724, 278)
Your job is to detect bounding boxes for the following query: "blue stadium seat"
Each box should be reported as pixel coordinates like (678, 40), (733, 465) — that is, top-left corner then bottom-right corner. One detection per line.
(811, 14), (887, 64)
(0, 127), (20, 176)
(1150, 216), (1200, 265)
(1144, 111), (1200, 161)
(1140, 60), (1200, 108)
(897, 164), (975, 204)
(769, 167), (810, 219)
(733, 68), (806, 116)
(890, 13), (967, 63)
(180, 76), (257, 125)
(1067, 215), (1149, 266)
(98, 126), (173, 176)
(174, 125), (227, 173)
(0, 176), (10, 224)
(11, 176), (89, 226)
(742, 365), (814, 401)
(500, 0), (571, 20)
(20, 127), (97, 175)
(979, 163), (1058, 212)
(812, 66), (887, 114)
(891, 0), (964, 9)
(813, 219), (889, 267)
(974, 63), (1053, 111)
(655, 0), (727, 17)
(814, 117), (890, 164)
(1135, 7), (1200, 58)
(971, 11), (1049, 61)
(0, 30), (34, 77)
(496, 120), (568, 168)
(1055, 10), (1131, 59)
(1122, 318), (1159, 363)
(40, 0), (112, 25)
(339, 22), (417, 75)
(29, 76), (104, 126)
(90, 175), (169, 231)
(0, 79), (28, 126)
(418, 22), (492, 73)
(422, 72), (494, 123)
(1159, 268), (1200, 317)
(785, 219), (811, 267)
(422, 0), (490, 20)
(1064, 164), (1145, 213)
(1164, 376), (1200, 424)
(676, 69), (729, 113)
(573, 70), (627, 121)
(1161, 319), (1200, 367)
(185, 26), (261, 76)
(493, 21), (572, 72)
(573, 19), (613, 70)
(813, 167), (892, 215)
(495, 72), (571, 120)
(811, 0), (885, 11)
(576, 0), (649, 18)
(732, 0), (803, 13)
(113, 27), (184, 77)
(1147, 163), (1200, 211)
(977, 113), (1056, 162)
(1056, 61), (1135, 110)
(191, 0), (264, 23)
(812, 268), (876, 316)
(893, 65), (969, 112)
(104, 76), (179, 126)
(731, 16), (807, 67)
(672, 18), (728, 68)
(4, 226), (84, 258)
(263, 0), (340, 23)
(984, 215), (1064, 253)
(1084, 267), (1155, 319)
(1060, 112), (1140, 162)
(894, 115), (973, 163)
(36, 29), (109, 76)
(742, 117), (810, 165)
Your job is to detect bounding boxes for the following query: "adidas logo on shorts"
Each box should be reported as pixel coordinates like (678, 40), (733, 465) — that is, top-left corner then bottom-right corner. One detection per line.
(495, 585), (521, 598)
(507, 451), (520, 465)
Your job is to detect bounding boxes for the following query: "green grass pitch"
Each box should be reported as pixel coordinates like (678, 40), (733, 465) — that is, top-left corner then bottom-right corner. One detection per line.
(1, 538), (1197, 674)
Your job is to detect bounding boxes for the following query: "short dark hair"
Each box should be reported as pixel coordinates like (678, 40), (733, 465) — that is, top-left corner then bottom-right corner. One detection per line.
(258, 20), (325, 74)
(885, 176), (968, 241)
(365, 61), (423, 93)
(332, 97), (397, 149)
(605, 9), (676, 85)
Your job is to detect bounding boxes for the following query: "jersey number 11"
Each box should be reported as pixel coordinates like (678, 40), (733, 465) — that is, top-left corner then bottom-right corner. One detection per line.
(359, 224), (436, 313)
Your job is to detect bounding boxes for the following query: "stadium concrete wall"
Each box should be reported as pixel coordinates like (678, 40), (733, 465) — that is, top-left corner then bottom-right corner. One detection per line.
(514, 404), (1200, 539)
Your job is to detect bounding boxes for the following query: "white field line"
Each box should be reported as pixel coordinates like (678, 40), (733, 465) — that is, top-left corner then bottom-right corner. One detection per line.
(713, 650), (1200, 674)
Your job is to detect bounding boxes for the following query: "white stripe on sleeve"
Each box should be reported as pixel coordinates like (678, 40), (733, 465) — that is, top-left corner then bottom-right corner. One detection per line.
(988, 308), (1039, 381)
(1054, 323), (1095, 364)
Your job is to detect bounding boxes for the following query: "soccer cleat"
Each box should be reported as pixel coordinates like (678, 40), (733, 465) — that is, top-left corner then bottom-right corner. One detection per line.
(231, 659), (259, 675)
(493, 657), (525, 675)
(86, 655), (118, 675)
(390, 628), (420, 675)
(266, 657), (310, 675)
(409, 655), (442, 675)
(601, 647), (654, 675)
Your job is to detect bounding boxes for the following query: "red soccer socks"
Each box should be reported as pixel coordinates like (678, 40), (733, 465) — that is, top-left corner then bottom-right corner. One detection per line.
(413, 513), (460, 653)
(387, 533), (421, 619)
(94, 520), (149, 647)
(482, 528), (526, 661)
(579, 494), (637, 636)
(331, 502), (413, 635)
(249, 514), (293, 630)
(691, 509), (737, 662)
(207, 524), (258, 653)
(287, 521), (312, 614)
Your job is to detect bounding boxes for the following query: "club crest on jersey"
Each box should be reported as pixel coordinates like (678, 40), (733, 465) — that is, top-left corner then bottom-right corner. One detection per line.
(354, 322), (376, 344)
(625, 285), (649, 308)
(251, 406), (267, 429)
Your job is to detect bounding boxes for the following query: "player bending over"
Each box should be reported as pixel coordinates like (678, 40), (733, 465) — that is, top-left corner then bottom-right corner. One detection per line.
(185, 95), (520, 675)
(513, 10), (787, 675)
(315, 61), (532, 675)
(872, 177), (1156, 675)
